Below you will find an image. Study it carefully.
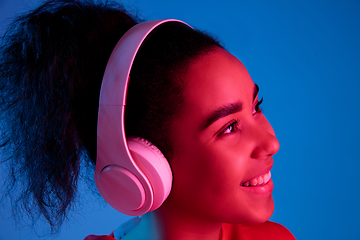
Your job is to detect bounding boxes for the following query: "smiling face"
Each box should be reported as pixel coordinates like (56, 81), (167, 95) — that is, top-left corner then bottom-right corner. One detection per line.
(165, 47), (280, 224)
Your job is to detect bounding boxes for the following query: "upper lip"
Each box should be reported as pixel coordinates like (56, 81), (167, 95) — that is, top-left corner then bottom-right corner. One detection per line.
(241, 158), (273, 184)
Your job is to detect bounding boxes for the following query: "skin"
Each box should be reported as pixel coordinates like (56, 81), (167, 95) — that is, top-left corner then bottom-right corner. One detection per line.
(167, 47), (279, 226)
(86, 48), (295, 240)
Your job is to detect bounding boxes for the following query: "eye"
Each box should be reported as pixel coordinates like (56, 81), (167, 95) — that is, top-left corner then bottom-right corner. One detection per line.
(253, 97), (263, 115)
(218, 119), (240, 136)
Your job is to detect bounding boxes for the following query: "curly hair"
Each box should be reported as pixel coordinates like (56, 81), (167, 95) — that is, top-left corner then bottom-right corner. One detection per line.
(0, 0), (222, 233)
(0, 0), (139, 232)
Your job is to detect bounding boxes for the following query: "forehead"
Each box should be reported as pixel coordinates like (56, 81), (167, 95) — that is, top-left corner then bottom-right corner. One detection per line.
(182, 48), (255, 116)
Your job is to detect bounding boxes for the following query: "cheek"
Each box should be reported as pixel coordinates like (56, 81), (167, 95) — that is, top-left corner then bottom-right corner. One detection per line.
(170, 139), (248, 201)
(167, 135), (274, 223)
(170, 143), (210, 192)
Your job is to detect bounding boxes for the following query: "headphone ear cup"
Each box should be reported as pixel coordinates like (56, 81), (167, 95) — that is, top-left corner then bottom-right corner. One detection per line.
(98, 164), (149, 214)
(127, 137), (173, 211)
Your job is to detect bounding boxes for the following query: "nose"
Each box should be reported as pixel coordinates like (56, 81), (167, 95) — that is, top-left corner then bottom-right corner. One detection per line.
(250, 118), (280, 159)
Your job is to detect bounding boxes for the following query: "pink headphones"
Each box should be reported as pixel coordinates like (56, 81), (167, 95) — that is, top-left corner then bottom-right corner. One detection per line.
(95, 19), (192, 216)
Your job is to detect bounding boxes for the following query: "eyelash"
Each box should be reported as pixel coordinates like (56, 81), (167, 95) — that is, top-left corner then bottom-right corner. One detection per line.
(219, 119), (240, 136)
(253, 97), (263, 115)
(218, 98), (264, 137)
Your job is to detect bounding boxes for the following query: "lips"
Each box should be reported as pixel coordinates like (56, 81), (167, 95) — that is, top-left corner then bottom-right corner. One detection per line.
(241, 171), (271, 187)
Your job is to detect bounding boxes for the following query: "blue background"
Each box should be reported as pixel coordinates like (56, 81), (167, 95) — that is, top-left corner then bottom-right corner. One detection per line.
(1, 0), (359, 239)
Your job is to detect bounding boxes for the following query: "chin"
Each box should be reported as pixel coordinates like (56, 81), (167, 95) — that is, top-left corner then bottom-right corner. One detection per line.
(249, 198), (275, 224)
(223, 197), (274, 225)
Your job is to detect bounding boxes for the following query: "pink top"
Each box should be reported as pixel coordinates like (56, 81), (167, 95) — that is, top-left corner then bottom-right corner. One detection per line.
(84, 218), (296, 240)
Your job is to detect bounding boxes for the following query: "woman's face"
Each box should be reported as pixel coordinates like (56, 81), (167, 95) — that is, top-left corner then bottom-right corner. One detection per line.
(166, 48), (280, 224)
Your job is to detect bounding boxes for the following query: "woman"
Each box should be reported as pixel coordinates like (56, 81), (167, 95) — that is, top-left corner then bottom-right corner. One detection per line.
(0, 0), (295, 239)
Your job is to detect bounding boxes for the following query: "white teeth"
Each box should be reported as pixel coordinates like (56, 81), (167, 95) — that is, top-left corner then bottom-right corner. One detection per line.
(242, 171), (271, 187)
(249, 178), (258, 186)
(264, 171), (271, 183)
(258, 175), (264, 185)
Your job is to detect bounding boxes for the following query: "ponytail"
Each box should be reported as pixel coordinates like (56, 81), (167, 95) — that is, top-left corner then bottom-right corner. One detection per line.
(0, 0), (139, 232)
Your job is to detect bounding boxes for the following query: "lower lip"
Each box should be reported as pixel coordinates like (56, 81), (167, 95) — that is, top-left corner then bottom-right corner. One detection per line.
(240, 179), (273, 195)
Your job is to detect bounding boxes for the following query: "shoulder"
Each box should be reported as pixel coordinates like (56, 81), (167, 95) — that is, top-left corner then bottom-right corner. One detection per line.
(222, 221), (296, 240)
(253, 221), (296, 239)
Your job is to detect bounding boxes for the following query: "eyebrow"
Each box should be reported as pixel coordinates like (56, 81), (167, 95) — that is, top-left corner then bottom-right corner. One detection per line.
(200, 102), (242, 131)
(200, 84), (260, 131)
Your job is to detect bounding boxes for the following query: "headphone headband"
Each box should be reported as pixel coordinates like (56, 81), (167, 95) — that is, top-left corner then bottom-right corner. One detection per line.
(96, 19), (192, 215)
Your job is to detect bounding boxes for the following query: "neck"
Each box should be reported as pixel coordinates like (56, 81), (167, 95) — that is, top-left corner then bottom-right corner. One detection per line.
(131, 202), (222, 240)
